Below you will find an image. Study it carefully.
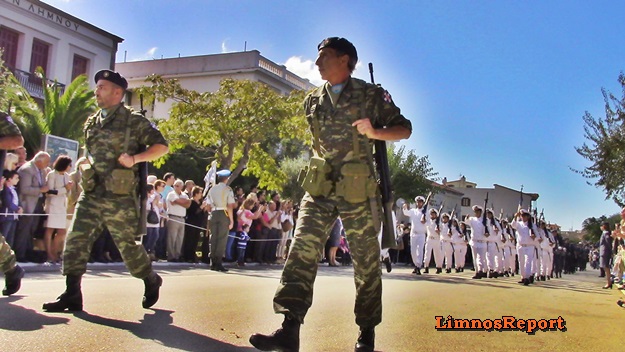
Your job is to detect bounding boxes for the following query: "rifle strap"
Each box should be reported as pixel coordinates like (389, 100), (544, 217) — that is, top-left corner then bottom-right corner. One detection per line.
(311, 105), (323, 157)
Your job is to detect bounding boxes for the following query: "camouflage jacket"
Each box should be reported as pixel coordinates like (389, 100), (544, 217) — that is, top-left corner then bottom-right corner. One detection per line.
(304, 77), (412, 174)
(84, 104), (167, 179)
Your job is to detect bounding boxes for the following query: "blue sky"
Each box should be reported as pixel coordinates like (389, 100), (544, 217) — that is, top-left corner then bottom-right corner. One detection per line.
(46, 0), (625, 230)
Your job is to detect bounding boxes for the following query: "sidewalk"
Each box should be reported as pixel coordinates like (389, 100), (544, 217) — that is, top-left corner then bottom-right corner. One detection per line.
(17, 259), (277, 273)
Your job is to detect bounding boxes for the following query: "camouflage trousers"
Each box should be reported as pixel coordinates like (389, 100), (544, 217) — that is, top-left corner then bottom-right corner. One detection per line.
(62, 192), (152, 279)
(273, 193), (382, 328)
(0, 233), (16, 274)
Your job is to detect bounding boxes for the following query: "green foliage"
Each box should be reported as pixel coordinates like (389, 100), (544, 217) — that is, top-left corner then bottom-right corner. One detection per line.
(582, 212), (622, 242)
(0, 54), (95, 153)
(279, 155), (308, 202)
(574, 73), (625, 206)
(137, 76), (309, 190)
(38, 68), (96, 143)
(387, 144), (438, 202)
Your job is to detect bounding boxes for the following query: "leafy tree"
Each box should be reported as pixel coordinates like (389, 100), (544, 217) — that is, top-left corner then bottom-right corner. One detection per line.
(0, 58), (95, 153)
(0, 50), (41, 143)
(574, 73), (625, 206)
(137, 76), (309, 190)
(387, 144), (438, 202)
(279, 155), (308, 202)
(581, 216), (605, 242)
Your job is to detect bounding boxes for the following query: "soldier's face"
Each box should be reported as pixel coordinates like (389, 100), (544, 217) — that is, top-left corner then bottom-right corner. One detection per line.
(316, 48), (349, 83)
(95, 79), (123, 109)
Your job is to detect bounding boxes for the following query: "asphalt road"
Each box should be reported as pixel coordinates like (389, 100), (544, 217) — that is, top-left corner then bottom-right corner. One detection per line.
(0, 262), (622, 351)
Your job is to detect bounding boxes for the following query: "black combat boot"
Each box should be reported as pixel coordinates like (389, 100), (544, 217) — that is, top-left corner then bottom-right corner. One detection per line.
(2, 265), (24, 296)
(354, 326), (375, 352)
(249, 315), (300, 351)
(42, 275), (83, 312)
(142, 271), (163, 309)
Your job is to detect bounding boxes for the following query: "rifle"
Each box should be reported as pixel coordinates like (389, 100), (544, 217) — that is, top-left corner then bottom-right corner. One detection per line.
(435, 202), (444, 231)
(482, 192), (490, 237)
(368, 63), (395, 249)
(421, 191), (433, 223)
(448, 205), (457, 237)
(136, 94), (148, 237)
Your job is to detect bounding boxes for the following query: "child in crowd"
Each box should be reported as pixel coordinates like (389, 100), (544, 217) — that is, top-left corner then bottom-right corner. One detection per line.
(237, 224), (251, 267)
(0, 170), (22, 248)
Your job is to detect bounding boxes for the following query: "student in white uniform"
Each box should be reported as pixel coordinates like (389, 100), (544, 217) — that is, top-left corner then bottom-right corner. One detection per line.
(463, 205), (488, 279)
(402, 196), (427, 275)
(511, 209), (538, 286)
(451, 218), (468, 273)
(439, 213), (454, 273)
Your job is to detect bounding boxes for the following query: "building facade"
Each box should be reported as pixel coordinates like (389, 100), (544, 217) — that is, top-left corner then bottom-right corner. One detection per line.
(0, 0), (122, 100)
(115, 50), (315, 118)
(444, 176), (539, 221)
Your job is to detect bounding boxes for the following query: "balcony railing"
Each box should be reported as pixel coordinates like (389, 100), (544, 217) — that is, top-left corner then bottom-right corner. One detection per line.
(10, 67), (66, 100)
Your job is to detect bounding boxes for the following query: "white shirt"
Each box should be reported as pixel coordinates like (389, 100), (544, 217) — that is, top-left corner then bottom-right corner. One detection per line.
(439, 222), (452, 242)
(166, 191), (188, 217)
(425, 217), (440, 240)
(464, 216), (487, 242)
(403, 207), (426, 235)
(511, 220), (537, 246)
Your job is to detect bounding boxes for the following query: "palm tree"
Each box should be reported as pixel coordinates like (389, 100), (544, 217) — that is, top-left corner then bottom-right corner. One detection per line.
(11, 68), (96, 152)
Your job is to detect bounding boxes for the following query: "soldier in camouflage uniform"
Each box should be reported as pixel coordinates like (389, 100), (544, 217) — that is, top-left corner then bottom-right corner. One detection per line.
(250, 37), (412, 352)
(0, 111), (26, 296)
(43, 70), (169, 312)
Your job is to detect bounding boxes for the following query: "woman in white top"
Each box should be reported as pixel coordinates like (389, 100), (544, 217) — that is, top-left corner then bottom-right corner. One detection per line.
(44, 155), (73, 263)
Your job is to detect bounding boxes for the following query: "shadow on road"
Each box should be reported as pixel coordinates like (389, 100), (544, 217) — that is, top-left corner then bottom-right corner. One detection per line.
(0, 296), (70, 331)
(74, 309), (255, 352)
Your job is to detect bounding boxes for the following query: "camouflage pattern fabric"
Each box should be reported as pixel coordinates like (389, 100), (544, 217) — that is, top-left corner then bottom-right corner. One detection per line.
(0, 112), (22, 274)
(62, 104), (167, 278)
(63, 193), (152, 278)
(273, 78), (412, 328)
(0, 233), (16, 274)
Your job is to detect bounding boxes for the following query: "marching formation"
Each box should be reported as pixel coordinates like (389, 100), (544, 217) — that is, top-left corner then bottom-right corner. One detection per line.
(401, 195), (560, 286)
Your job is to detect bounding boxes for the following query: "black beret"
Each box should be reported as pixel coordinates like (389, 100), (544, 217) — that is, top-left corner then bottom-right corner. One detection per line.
(94, 69), (128, 90)
(317, 37), (358, 62)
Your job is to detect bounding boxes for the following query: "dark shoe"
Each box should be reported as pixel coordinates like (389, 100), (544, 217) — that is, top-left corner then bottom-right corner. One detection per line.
(217, 265), (229, 272)
(472, 274), (482, 279)
(424, 267), (429, 274)
(354, 326), (375, 352)
(455, 268), (460, 273)
(142, 272), (163, 309)
(529, 275), (535, 284)
(42, 275), (83, 312)
(518, 279), (525, 284)
(411, 267), (418, 274)
(249, 315), (300, 351)
(436, 268), (442, 274)
(617, 299), (625, 308)
(415, 267), (421, 275)
(383, 258), (392, 273)
(3, 265), (24, 296)
(523, 278), (529, 286)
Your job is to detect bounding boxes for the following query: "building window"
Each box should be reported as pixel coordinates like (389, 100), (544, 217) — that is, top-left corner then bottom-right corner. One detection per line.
(71, 54), (89, 81)
(466, 185), (473, 188)
(0, 26), (19, 68)
(461, 197), (471, 206)
(30, 39), (50, 74)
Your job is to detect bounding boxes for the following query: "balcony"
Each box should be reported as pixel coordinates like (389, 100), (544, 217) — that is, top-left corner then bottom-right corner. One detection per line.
(10, 67), (66, 100)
